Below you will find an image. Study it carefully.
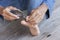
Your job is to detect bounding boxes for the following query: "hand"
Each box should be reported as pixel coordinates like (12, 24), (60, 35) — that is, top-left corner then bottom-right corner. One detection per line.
(21, 3), (48, 36)
(21, 19), (40, 36)
(21, 3), (48, 26)
(21, 9), (42, 36)
(20, 9), (43, 35)
(2, 6), (20, 21)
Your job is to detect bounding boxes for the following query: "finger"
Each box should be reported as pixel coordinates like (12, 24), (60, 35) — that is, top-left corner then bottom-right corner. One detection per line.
(30, 12), (35, 20)
(7, 6), (18, 10)
(4, 15), (12, 21)
(7, 6), (22, 14)
(21, 20), (38, 28)
(37, 12), (45, 23)
(31, 9), (37, 13)
(29, 14), (40, 24)
(25, 16), (35, 25)
(31, 10), (35, 13)
(26, 16), (35, 23)
(26, 16), (30, 21)
(28, 17), (35, 23)
(28, 16), (34, 22)
(34, 13), (40, 23)
(21, 20), (29, 26)
(29, 11), (36, 20)
(7, 11), (19, 19)
(3, 12), (17, 21)
(3, 13), (12, 20)
(29, 12), (37, 21)
(21, 20), (35, 28)
(4, 15), (11, 20)
(4, 16), (15, 21)
(27, 16), (36, 24)
(37, 15), (41, 23)
(3, 9), (19, 19)
(3, 6), (19, 19)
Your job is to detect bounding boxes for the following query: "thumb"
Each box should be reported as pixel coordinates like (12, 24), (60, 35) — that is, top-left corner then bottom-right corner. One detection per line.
(21, 20), (29, 26)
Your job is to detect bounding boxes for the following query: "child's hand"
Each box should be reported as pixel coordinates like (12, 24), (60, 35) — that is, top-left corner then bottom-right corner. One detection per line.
(2, 6), (20, 21)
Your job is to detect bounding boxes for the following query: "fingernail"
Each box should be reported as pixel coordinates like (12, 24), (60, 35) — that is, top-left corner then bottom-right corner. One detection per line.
(16, 16), (20, 19)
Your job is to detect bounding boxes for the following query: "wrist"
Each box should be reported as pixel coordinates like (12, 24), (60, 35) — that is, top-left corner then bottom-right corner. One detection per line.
(0, 6), (4, 15)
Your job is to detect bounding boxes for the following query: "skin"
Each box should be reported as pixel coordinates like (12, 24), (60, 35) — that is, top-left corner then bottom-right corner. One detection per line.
(0, 3), (48, 36)
(0, 6), (4, 15)
(21, 3), (48, 35)
(0, 6), (20, 21)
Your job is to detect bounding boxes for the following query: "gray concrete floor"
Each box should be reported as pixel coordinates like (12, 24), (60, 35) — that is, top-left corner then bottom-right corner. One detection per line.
(0, 0), (60, 40)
